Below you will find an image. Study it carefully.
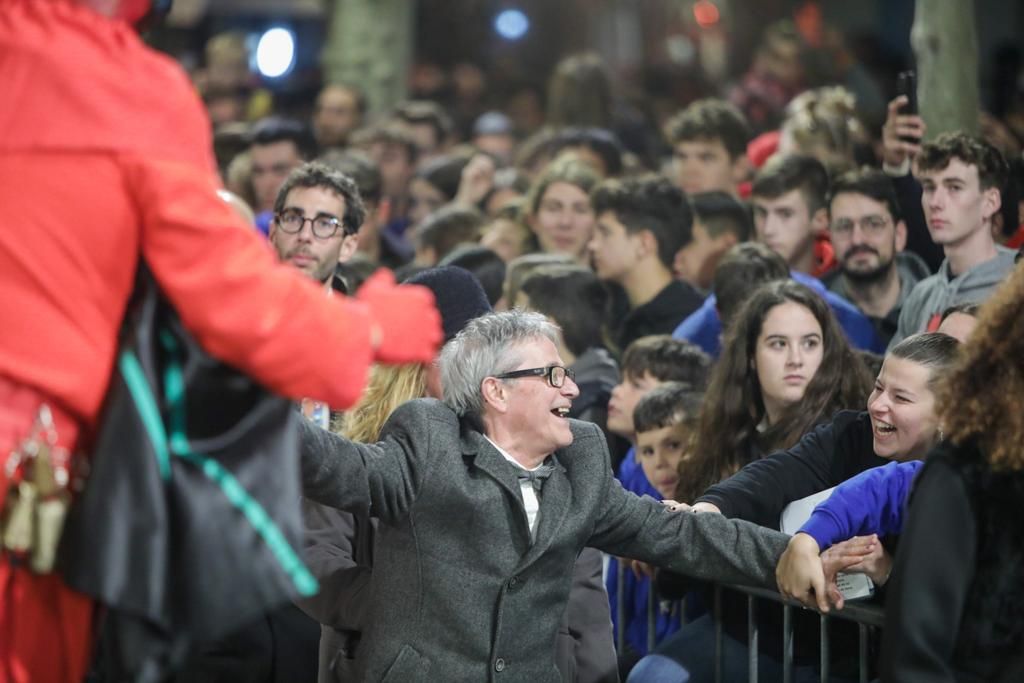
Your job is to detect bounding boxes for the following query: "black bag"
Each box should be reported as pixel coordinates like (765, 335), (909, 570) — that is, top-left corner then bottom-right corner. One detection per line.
(58, 267), (316, 682)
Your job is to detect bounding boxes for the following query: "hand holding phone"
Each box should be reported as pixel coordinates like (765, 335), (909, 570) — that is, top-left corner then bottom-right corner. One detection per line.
(896, 71), (920, 143)
(882, 72), (926, 168)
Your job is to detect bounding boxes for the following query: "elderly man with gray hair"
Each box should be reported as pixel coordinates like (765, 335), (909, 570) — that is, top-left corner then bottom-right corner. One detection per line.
(300, 310), (790, 682)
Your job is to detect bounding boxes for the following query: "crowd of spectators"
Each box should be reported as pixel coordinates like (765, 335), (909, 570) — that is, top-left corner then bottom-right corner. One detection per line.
(9, 3), (1024, 681)
(175, 10), (1024, 682)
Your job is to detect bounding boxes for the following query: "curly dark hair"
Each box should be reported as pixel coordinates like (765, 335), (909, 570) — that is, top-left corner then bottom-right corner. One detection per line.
(273, 161), (366, 235)
(916, 132), (1009, 192)
(676, 280), (872, 502)
(937, 262), (1024, 470)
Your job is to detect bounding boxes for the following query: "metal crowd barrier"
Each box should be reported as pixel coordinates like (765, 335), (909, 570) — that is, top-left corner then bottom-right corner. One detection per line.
(614, 571), (885, 683)
(722, 583), (884, 683)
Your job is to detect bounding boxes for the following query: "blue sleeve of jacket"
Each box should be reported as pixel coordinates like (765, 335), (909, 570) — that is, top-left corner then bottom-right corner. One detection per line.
(789, 272), (885, 353)
(824, 290), (887, 353)
(799, 460), (923, 549)
(671, 295), (722, 358)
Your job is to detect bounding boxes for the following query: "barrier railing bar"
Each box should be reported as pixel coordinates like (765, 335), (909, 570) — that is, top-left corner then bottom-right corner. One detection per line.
(783, 603), (793, 683)
(819, 614), (830, 682)
(615, 564), (625, 653)
(858, 623), (869, 683)
(748, 595), (759, 683)
(647, 582), (656, 653)
(632, 581), (883, 681)
(724, 584), (885, 628)
(714, 584), (723, 683)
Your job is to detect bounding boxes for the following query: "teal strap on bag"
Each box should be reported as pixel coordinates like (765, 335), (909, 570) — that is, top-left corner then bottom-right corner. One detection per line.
(118, 334), (319, 598)
(119, 350), (172, 481)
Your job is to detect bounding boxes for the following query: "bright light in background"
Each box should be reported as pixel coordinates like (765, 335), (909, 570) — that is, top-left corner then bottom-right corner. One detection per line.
(693, 0), (720, 28)
(255, 27), (296, 78)
(494, 9), (529, 41)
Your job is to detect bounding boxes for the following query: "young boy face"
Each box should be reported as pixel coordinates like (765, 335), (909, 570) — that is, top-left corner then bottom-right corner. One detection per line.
(607, 371), (662, 440)
(636, 422), (689, 499)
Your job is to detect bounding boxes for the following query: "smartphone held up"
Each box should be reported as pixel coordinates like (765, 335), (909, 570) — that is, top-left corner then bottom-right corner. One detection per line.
(896, 70), (920, 144)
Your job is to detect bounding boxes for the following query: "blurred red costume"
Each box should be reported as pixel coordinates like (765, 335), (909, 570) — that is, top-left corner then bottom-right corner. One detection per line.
(0, 2), (437, 681)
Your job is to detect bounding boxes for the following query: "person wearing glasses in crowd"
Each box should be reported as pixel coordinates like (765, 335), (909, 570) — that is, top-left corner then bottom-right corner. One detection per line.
(268, 162), (363, 293)
(298, 309), (792, 682)
(822, 168), (930, 347)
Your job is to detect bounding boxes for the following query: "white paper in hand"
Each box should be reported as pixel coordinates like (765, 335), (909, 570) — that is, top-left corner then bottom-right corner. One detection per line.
(780, 488), (875, 602)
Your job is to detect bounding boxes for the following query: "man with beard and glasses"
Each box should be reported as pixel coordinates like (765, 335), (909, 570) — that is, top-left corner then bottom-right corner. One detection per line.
(823, 168), (930, 346)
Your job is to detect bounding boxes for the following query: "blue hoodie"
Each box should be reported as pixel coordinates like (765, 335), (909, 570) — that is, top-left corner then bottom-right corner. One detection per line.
(799, 460), (924, 549)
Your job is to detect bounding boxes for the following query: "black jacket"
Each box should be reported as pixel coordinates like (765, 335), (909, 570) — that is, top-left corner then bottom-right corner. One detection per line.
(882, 442), (1024, 683)
(614, 279), (702, 353)
(698, 410), (888, 528)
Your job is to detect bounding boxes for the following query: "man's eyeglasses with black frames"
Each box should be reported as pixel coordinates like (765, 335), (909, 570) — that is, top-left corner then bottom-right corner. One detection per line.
(275, 209), (344, 239)
(493, 365), (575, 388)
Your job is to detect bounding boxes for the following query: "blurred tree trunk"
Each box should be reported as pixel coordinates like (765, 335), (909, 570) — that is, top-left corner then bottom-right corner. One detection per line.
(912, 0), (979, 138)
(321, 0), (413, 117)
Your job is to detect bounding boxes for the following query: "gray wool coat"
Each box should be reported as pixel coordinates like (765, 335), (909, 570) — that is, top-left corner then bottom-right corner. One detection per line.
(300, 398), (789, 682)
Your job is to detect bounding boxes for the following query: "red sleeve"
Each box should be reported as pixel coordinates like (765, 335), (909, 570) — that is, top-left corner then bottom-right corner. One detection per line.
(129, 153), (375, 409)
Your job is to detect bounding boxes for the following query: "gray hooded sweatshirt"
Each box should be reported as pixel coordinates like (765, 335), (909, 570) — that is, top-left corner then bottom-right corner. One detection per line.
(889, 245), (1016, 348)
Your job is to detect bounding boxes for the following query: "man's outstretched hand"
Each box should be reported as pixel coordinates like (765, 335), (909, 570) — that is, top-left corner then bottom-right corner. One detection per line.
(359, 270), (443, 365)
(776, 533), (873, 613)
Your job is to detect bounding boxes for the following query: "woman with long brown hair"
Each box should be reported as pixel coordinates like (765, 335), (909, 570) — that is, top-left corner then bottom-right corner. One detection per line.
(676, 279), (872, 503)
(630, 280), (871, 683)
(882, 260), (1024, 682)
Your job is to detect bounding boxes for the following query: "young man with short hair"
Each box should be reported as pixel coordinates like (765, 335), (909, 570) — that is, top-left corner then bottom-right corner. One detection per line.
(269, 162), (364, 290)
(392, 100), (453, 162)
(317, 149), (413, 270)
(824, 168), (930, 346)
(664, 98), (752, 196)
(588, 175), (703, 351)
(249, 116), (317, 214)
(751, 154), (832, 277)
(312, 82), (365, 151)
(890, 132), (1017, 346)
(351, 123), (420, 240)
(675, 190), (753, 292)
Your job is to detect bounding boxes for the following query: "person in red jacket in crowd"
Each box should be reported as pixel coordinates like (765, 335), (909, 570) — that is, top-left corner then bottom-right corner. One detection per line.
(0, 1), (442, 682)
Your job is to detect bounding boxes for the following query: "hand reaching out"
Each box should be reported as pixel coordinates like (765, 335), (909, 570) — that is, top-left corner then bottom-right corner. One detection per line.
(822, 535), (892, 587)
(776, 533), (874, 613)
(454, 154), (496, 208)
(357, 270), (442, 365)
(882, 96), (926, 169)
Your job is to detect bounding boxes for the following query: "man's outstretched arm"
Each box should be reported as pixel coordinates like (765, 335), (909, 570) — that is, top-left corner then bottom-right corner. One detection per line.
(589, 475), (790, 591)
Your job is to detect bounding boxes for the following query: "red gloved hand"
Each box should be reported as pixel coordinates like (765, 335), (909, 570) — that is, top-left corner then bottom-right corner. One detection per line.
(357, 269), (443, 365)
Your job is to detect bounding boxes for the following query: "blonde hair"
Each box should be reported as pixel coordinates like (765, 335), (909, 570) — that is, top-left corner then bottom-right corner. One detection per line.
(781, 86), (865, 174)
(336, 364), (427, 442)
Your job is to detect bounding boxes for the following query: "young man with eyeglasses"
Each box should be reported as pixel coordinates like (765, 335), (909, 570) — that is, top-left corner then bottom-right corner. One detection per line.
(823, 168), (930, 346)
(269, 162), (363, 290)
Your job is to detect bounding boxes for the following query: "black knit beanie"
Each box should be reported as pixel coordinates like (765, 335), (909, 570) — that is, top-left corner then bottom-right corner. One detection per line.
(405, 266), (492, 342)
